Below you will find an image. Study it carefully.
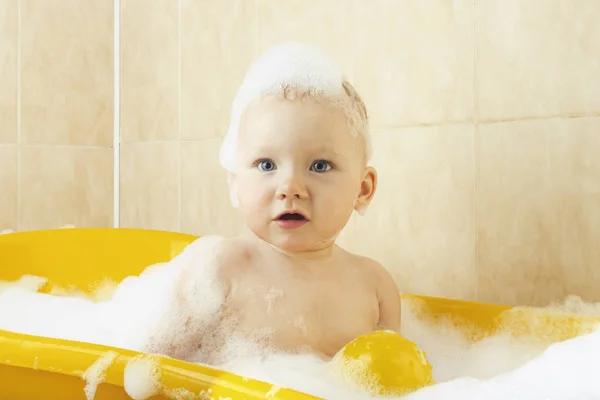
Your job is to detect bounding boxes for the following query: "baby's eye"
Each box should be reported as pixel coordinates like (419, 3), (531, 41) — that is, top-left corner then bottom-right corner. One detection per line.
(257, 159), (277, 172)
(310, 160), (332, 173)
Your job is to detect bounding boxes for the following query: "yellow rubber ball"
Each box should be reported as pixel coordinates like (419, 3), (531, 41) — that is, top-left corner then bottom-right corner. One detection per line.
(332, 330), (435, 397)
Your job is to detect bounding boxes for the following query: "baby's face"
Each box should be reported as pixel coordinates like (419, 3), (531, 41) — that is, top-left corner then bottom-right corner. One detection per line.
(231, 95), (376, 254)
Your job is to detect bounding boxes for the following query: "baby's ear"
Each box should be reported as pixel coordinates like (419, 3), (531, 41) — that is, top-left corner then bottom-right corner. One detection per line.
(354, 166), (377, 216)
(227, 172), (240, 208)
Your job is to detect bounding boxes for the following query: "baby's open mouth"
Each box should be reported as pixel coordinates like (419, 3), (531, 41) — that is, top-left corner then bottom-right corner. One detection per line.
(278, 213), (307, 221)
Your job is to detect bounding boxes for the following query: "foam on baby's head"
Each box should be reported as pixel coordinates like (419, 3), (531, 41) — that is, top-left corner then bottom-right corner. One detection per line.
(219, 42), (371, 172)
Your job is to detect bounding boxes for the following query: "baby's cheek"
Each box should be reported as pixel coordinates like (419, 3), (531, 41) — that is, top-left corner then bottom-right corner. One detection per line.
(329, 190), (358, 218)
(238, 179), (269, 206)
(242, 196), (269, 218)
(228, 180), (239, 208)
(317, 201), (353, 239)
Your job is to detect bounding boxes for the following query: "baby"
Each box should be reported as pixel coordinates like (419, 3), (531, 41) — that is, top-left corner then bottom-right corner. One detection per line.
(142, 43), (401, 366)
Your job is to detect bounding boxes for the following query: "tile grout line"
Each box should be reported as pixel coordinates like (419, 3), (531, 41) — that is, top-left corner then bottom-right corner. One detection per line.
(479, 113), (600, 124)
(369, 113), (600, 133)
(254, 0), (259, 56)
(16, 0), (21, 232)
(177, 0), (182, 232)
(17, 144), (117, 149)
(353, 0), (358, 82)
(113, 0), (120, 228)
(473, 0), (480, 302)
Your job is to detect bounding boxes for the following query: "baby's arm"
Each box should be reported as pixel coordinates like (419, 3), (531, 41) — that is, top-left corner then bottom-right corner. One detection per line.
(373, 262), (402, 332)
(141, 236), (231, 360)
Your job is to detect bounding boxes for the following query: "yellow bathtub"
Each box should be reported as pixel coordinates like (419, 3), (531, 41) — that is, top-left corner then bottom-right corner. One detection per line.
(1, 228), (599, 400)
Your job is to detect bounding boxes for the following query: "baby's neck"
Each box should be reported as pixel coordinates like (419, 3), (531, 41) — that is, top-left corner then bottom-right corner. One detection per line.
(243, 231), (337, 261)
(268, 242), (335, 260)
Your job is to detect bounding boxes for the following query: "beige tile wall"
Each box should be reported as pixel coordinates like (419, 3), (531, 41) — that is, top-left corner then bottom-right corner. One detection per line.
(0, 0), (113, 232)
(0, 0), (18, 231)
(2, 0), (599, 307)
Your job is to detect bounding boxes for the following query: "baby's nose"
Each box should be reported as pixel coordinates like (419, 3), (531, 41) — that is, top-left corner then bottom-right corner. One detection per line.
(276, 176), (308, 200)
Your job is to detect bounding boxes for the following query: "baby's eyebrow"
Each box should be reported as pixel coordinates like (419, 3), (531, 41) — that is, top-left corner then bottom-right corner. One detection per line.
(237, 146), (275, 159)
(250, 145), (278, 154)
(312, 148), (348, 161)
(303, 149), (348, 163)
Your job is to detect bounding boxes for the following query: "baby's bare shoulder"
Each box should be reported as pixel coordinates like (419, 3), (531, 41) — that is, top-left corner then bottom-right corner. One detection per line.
(340, 249), (399, 300)
(340, 249), (389, 281)
(363, 257), (395, 285)
(363, 257), (398, 294)
(181, 235), (244, 259)
(176, 235), (255, 281)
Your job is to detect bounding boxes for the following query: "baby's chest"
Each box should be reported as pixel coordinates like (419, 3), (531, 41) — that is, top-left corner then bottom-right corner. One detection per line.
(228, 278), (378, 353)
(232, 274), (374, 315)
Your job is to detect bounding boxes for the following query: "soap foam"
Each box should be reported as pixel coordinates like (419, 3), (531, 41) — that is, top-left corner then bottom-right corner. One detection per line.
(215, 300), (600, 400)
(82, 351), (118, 400)
(124, 355), (162, 400)
(0, 274), (48, 293)
(0, 236), (228, 358)
(107, 236), (228, 360)
(2, 243), (600, 399)
(219, 42), (371, 173)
